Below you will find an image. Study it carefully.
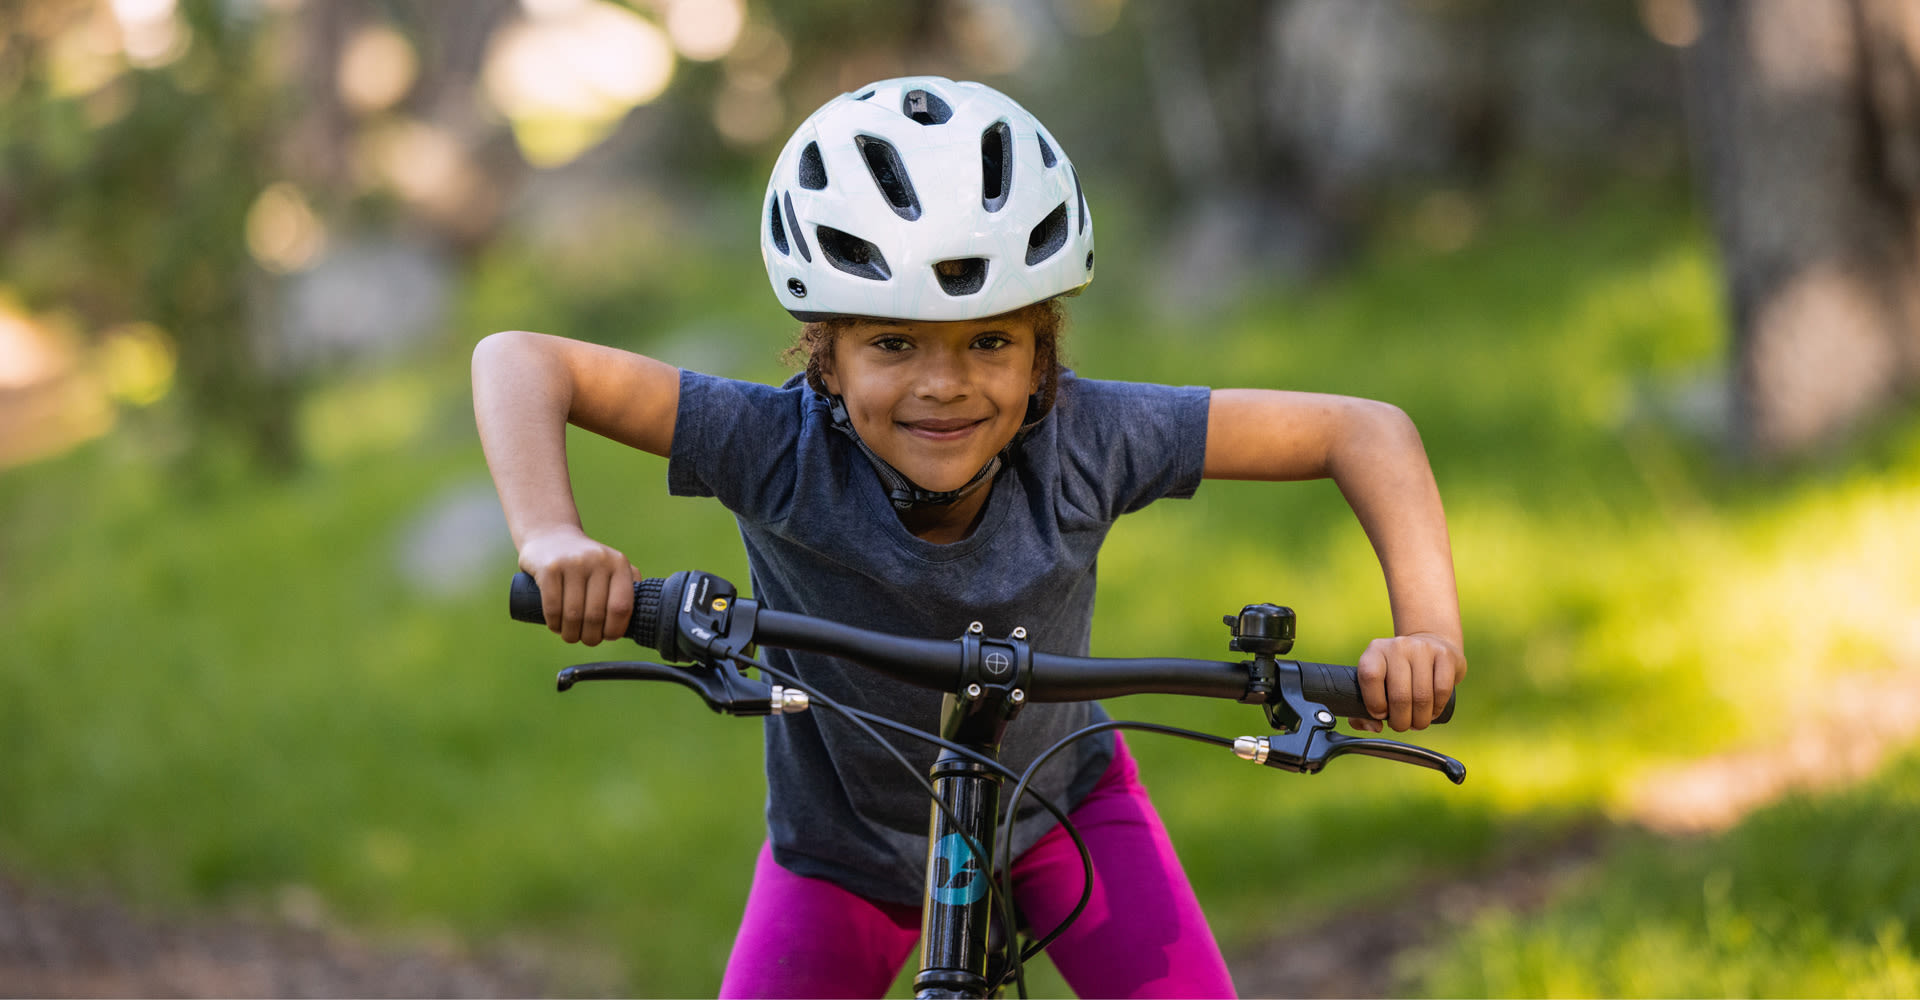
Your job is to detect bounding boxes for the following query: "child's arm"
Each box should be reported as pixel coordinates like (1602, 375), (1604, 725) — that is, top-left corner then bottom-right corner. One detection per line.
(1204, 389), (1466, 732)
(471, 330), (680, 645)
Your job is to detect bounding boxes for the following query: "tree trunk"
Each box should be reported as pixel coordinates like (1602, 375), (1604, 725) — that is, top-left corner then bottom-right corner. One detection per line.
(1689, 0), (1920, 459)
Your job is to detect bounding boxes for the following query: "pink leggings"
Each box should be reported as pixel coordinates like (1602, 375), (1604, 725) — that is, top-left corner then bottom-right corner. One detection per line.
(718, 735), (1236, 998)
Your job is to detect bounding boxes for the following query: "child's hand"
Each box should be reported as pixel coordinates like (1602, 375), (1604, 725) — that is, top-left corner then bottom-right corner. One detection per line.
(1350, 632), (1466, 732)
(517, 527), (638, 646)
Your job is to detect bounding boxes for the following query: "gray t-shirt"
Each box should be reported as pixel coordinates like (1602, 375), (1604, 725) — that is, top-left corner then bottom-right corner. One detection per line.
(669, 368), (1210, 905)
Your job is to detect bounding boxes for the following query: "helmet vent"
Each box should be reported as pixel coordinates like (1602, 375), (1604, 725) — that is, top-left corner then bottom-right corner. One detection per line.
(768, 193), (789, 256)
(1071, 165), (1087, 234)
(817, 225), (892, 281)
(784, 191), (811, 262)
(902, 89), (952, 125)
(798, 142), (828, 190)
(1025, 202), (1070, 266)
(855, 135), (922, 221)
(934, 258), (989, 296)
(854, 89), (875, 101)
(981, 121), (1013, 212)
(1036, 133), (1057, 168)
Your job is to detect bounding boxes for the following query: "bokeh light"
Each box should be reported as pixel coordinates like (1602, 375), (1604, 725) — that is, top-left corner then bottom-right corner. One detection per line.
(338, 22), (417, 114)
(665, 0), (744, 62)
(45, 11), (122, 97)
(96, 322), (176, 407)
(723, 21), (792, 90)
(0, 301), (114, 468)
(245, 182), (326, 274)
(483, 0), (675, 168)
(0, 300), (67, 390)
(358, 118), (488, 230)
(1639, 0), (1703, 48)
(109, 0), (190, 68)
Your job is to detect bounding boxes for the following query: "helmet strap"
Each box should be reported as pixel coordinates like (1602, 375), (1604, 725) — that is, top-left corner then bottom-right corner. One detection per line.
(827, 394), (1040, 511)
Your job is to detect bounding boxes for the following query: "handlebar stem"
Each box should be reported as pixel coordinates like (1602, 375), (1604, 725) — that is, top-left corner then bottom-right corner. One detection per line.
(941, 624), (1033, 749)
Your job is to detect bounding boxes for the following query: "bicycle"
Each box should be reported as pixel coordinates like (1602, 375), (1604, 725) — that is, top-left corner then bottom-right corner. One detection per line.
(509, 568), (1465, 999)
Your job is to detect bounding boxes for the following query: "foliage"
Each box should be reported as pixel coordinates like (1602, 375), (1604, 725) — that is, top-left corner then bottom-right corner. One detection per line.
(1, 1), (297, 468)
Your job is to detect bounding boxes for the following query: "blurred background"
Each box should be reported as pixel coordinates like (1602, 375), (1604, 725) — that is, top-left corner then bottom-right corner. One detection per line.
(4, 0), (1919, 996)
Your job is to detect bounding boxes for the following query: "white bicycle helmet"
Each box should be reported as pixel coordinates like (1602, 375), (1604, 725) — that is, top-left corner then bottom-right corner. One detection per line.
(762, 76), (1094, 322)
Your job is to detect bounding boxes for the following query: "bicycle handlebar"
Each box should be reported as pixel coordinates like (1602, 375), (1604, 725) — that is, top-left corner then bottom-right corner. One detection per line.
(508, 571), (1454, 725)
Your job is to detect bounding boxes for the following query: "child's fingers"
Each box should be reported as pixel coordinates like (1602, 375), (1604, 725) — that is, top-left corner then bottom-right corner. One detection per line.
(535, 569), (565, 636)
(1358, 635), (1466, 731)
(579, 566), (611, 646)
(1407, 645), (1435, 730)
(560, 571), (587, 644)
(605, 563), (637, 642)
(1357, 644), (1391, 724)
(1385, 648), (1414, 731)
(1430, 650), (1459, 722)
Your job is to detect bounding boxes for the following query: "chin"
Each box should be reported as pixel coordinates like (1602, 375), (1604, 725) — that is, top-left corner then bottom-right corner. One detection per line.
(906, 471), (975, 493)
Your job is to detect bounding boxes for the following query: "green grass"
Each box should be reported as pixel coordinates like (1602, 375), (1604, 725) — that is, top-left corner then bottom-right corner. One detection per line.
(1410, 748), (1920, 998)
(5, 179), (1920, 995)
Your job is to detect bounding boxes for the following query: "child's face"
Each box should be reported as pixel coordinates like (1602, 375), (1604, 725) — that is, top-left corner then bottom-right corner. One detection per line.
(822, 315), (1041, 493)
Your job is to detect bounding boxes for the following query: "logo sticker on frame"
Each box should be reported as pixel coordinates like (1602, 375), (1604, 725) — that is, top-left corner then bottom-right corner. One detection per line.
(931, 833), (986, 905)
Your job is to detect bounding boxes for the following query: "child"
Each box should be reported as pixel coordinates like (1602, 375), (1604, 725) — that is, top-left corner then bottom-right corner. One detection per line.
(472, 77), (1465, 999)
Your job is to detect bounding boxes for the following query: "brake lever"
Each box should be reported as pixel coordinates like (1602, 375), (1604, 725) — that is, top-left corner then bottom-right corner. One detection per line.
(1233, 655), (1466, 784)
(1317, 731), (1466, 782)
(556, 661), (809, 717)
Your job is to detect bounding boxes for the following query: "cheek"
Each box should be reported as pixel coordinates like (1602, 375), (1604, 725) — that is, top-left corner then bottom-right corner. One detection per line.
(838, 377), (901, 428)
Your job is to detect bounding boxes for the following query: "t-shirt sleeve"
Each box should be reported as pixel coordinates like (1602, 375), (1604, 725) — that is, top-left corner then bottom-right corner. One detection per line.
(1052, 377), (1211, 520)
(667, 369), (802, 522)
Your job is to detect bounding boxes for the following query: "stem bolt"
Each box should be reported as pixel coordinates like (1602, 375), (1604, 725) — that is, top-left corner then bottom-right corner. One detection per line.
(968, 621), (984, 634)
(966, 683), (983, 698)
(1010, 689), (1026, 704)
(1012, 626), (1027, 639)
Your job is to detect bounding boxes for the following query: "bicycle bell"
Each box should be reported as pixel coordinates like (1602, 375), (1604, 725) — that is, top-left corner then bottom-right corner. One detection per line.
(1224, 603), (1295, 656)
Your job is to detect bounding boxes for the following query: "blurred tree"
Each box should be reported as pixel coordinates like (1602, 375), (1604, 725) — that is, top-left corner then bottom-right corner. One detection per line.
(1, 0), (297, 472)
(1690, 0), (1920, 459)
(284, 0), (522, 252)
(1119, 0), (1678, 313)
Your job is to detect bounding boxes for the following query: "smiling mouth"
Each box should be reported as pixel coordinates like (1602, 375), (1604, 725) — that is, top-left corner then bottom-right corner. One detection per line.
(900, 417), (987, 440)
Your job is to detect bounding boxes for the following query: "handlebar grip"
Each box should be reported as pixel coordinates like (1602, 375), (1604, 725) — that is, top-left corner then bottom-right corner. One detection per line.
(509, 573), (670, 651)
(1297, 660), (1456, 725)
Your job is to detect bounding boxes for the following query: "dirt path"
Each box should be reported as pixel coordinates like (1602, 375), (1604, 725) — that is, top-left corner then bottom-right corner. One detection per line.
(1, 841), (1598, 1000)
(1224, 826), (1605, 998)
(0, 875), (547, 999)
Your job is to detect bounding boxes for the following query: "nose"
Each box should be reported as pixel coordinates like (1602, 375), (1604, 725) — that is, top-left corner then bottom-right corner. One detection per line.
(912, 343), (974, 401)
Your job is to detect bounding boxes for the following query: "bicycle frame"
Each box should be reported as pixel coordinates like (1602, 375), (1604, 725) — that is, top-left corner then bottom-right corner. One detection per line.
(917, 686), (1019, 997)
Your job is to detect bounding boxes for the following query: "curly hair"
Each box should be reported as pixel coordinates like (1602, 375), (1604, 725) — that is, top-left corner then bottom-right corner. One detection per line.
(782, 298), (1070, 418)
